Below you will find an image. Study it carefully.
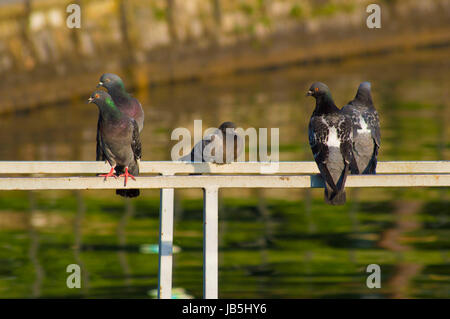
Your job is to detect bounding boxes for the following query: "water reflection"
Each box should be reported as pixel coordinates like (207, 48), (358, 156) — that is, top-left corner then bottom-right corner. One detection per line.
(27, 191), (44, 298)
(0, 48), (448, 298)
(117, 199), (134, 291)
(73, 190), (89, 295)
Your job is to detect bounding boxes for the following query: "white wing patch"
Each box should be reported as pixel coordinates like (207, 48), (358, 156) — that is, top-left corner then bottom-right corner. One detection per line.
(357, 115), (371, 135)
(327, 127), (340, 147)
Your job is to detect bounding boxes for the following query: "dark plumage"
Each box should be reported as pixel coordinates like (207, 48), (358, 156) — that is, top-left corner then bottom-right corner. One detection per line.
(96, 73), (144, 162)
(341, 82), (380, 174)
(307, 82), (356, 205)
(180, 122), (243, 163)
(88, 90), (141, 198)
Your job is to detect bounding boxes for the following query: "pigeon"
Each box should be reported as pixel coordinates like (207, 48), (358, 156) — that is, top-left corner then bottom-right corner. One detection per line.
(307, 82), (357, 205)
(180, 122), (243, 163)
(95, 73), (144, 162)
(341, 82), (381, 174)
(88, 90), (141, 198)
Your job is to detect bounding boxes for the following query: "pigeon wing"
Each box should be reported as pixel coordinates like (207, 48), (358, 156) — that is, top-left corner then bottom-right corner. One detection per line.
(341, 104), (362, 137)
(131, 119), (142, 161)
(363, 110), (380, 173)
(131, 97), (145, 131)
(186, 133), (216, 162)
(188, 140), (205, 162)
(202, 131), (224, 163)
(309, 117), (338, 193)
(338, 116), (359, 175)
(364, 110), (381, 148)
(96, 115), (105, 161)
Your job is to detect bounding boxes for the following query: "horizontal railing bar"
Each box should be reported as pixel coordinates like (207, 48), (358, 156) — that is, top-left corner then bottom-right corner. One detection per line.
(0, 174), (448, 190)
(0, 161), (449, 174)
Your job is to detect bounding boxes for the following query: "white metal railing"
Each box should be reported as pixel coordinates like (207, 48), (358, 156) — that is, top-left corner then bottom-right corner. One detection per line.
(1, 161), (449, 174)
(0, 161), (449, 299)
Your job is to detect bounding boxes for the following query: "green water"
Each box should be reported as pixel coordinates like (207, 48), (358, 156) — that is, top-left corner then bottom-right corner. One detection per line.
(0, 48), (448, 298)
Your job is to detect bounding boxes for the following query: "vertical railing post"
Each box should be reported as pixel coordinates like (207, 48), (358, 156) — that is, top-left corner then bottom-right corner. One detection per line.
(158, 173), (174, 299)
(203, 187), (219, 299)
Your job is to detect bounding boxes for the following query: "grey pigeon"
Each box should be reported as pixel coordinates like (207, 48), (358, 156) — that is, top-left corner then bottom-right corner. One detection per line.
(307, 82), (357, 205)
(180, 122), (243, 163)
(341, 82), (380, 174)
(95, 73), (144, 162)
(88, 90), (141, 198)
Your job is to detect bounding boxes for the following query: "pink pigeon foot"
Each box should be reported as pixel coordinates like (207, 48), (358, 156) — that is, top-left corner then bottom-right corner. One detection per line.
(99, 166), (117, 180)
(119, 167), (136, 186)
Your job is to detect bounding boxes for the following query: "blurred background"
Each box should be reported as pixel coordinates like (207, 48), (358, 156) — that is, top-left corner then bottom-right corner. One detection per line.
(0, 0), (449, 298)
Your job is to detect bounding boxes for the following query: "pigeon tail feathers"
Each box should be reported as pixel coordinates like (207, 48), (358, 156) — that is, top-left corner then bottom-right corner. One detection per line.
(324, 188), (346, 205)
(114, 161), (140, 198)
(116, 189), (140, 198)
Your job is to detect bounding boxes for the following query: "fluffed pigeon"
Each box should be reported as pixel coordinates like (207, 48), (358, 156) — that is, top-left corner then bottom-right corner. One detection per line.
(180, 122), (243, 163)
(341, 82), (381, 174)
(307, 82), (357, 205)
(95, 73), (144, 162)
(88, 90), (141, 198)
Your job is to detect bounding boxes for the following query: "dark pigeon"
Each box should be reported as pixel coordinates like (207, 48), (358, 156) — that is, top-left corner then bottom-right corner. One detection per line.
(180, 122), (243, 163)
(341, 82), (381, 174)
(307, 82), (357, 205)
(95, 73), (144, 162)
(88, 90), (141, 198)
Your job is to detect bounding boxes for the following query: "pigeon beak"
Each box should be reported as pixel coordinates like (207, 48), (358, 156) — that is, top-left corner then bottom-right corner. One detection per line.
(306, 90), (313, 96)
(87, 97), (94, 104)
(96, 82), (103, 88)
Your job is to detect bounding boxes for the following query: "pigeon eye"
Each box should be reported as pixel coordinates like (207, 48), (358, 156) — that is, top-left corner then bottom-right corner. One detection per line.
(95, 94), (99, 99)
(315, 87), (319, 92)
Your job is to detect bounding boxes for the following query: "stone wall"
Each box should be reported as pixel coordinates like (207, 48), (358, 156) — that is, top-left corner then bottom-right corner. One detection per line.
(0, 0), (449, 112)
